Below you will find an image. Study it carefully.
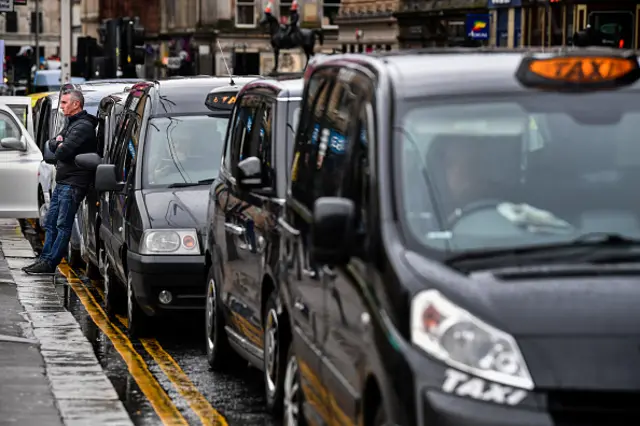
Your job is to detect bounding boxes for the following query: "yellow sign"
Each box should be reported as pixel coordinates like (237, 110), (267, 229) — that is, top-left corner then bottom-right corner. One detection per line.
(528, 57), (635, 83)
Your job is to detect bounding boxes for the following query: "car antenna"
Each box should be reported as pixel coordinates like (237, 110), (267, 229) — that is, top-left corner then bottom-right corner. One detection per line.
(217, 40), (235, 86)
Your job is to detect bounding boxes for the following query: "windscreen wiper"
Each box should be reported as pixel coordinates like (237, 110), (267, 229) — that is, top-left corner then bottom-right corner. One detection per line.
(445, 233), (640, 267)
(166, 178), (216, 188)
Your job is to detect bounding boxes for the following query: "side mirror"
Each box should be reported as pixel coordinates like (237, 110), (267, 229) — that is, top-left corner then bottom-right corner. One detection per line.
(237, 156), (265, 189)
(75, 153), (102, 170)
(95, 164), (124, 192)
(43, 141), (56, 164)
(311, 197), (355, 265)
(0, 136), (26, 151)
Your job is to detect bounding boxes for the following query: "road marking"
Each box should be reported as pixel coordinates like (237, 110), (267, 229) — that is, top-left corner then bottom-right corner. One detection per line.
(91, 276), (228, 425)
(58, 264), (189, 426)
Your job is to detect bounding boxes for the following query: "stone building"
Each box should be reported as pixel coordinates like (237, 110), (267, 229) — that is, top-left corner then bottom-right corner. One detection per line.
(0, 0), (61, 59)
(336, 0), (399, 52)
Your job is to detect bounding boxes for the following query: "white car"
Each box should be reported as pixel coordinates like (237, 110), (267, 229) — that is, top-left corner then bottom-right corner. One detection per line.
(0, 104), (42, 218)
(0, 96), (35, 137)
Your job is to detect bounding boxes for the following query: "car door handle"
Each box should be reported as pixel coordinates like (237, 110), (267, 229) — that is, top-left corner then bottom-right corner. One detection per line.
(224, 222), (245, 235)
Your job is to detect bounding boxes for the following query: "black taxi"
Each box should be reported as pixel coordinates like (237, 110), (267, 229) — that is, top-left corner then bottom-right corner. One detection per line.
(277, 48), (640, 426)
(202, 75), (303, 417)
(83, 76), (255, 336)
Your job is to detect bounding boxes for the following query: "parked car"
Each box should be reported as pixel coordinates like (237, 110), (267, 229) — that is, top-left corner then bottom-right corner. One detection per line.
(0, 103), (42, 218)
(31, 70), (85, 94)
(84, 76), (256, 336)
(0, 96), (35, 137)
(203, 75), (303, 417)
(78, 89), (134, 278)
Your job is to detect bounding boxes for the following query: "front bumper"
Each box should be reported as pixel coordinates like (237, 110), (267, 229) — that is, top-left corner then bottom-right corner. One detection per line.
(127, 252), (206, 316)
(402, 346), (639, 426)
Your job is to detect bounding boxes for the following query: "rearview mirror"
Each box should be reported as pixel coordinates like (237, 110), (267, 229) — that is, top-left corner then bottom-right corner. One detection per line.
(311, 197), (355, 265)
(237, 156), (265, 189)
(75, 153), (102, 170)
(95, 164), (124, 192)
(0, 136), (26, 151)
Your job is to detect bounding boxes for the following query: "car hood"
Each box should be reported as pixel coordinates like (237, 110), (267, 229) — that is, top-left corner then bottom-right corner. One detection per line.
(405, 251), (640, 390)
(142, 186), (209, 232)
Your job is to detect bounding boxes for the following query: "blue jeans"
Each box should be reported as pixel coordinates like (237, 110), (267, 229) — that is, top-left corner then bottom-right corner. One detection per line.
(40, 184), (86, 268)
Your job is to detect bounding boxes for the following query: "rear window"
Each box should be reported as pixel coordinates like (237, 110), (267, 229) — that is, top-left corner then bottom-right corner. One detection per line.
(7, 105), (28, 128)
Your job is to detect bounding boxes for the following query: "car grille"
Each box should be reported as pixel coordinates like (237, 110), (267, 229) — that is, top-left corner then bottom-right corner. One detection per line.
(547, 390), (640, 426)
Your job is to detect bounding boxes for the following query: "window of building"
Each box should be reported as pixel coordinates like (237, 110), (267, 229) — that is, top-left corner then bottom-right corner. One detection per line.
(323, 0), (340, 27)
(5, 12), (18, 33)
(549, 4), (564, 46)
(31, 12), (43, 33)
(236, 0), (257, 27)
(496, 10), (509, 46)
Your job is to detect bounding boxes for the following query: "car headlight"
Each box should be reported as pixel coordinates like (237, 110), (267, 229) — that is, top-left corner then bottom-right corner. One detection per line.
(411, 289), (533, 390)
(140, 229), (200, 255)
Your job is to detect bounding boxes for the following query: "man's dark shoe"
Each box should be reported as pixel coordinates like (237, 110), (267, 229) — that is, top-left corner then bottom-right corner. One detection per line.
(22, 260), (42, 272)
(24, 261), (56, 275)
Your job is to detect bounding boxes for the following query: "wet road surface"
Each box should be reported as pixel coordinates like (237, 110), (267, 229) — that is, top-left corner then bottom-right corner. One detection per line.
(23, 222), (279, 426)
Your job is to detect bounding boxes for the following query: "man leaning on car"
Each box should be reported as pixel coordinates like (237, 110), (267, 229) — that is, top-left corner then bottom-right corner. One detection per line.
(24, 89), (99, 275)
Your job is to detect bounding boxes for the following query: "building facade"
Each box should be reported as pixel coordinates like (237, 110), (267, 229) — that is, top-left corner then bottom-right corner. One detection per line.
(395, 0), (490, 47)
(336, 0), (399, 52)
(0, 0), (61, 59)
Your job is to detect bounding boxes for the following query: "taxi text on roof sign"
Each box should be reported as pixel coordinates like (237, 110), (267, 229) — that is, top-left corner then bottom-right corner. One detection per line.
(205, 92), (237, 111)
(516, 53), (640, 91)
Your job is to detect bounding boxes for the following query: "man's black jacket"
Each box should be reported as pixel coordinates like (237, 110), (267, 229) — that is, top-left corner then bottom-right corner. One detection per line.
(48, 110), (99, 188)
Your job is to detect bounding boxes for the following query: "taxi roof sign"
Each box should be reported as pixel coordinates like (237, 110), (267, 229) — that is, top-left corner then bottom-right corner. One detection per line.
(516, 53), (640, 91)
(205, 86), (240, 111)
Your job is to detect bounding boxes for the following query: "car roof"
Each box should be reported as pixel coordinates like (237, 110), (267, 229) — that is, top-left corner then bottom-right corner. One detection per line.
(315, 47), (640, 99)
(0, 96), (31, 106)
(238, 76), (304, 99)
(148, 76), (258, 116)
(48, 83), (133, 108)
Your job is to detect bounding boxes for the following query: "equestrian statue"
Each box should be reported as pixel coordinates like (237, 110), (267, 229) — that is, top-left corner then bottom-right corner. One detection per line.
(259, 0), (324, 73)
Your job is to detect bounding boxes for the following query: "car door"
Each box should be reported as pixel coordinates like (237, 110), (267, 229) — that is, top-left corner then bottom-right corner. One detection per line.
(280, 68), (336, 424)
(109, 113), (137, 281)
(220, 93), (265, 345)
(0, 107), (42, 218)
(320, 77), (374, 426)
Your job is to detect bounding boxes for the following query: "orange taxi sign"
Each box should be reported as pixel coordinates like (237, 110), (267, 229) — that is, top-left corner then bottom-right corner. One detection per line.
(205, 91), (238, 111)
(516, 53), (640, 90)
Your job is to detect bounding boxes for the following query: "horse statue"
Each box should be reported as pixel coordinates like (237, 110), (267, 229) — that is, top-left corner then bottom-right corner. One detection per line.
(259, 9), (324, 73)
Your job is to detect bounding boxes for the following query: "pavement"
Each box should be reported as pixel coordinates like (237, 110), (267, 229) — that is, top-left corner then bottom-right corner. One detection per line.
(0, 219), (132, 426)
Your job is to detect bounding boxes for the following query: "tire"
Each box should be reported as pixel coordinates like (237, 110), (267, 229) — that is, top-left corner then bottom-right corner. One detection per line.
(263, 291), (288, 415)
(282, 344), (306, 426)
(67, 241), (83, 268)
(85, 259), (101, 279)
(103, 256), (123, 317)
(127, 273), (150, 338)
(373, 404), (387, 426)
(205, 262), (233, 370)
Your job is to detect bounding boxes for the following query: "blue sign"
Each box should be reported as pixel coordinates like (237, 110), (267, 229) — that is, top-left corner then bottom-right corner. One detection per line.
(328, 130), (346, 154)
(466, 14), (490, 40)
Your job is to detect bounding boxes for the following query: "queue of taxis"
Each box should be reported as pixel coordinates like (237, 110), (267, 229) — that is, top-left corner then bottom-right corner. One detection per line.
(260, 48), (640, 426)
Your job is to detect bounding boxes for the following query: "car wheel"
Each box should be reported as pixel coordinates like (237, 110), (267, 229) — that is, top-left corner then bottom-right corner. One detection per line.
(205, 262), (233, 370)
(127, 273), (149, 338)
(283, 344), (306, 426)
(67, 241), (82, 268)
(103, 256), (123, 317)
(373, 404), (387, 426)
(264, 291), (288, 415)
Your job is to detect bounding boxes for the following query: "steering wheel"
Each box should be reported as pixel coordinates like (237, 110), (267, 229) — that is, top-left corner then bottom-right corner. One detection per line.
(447, 199), (506, 229)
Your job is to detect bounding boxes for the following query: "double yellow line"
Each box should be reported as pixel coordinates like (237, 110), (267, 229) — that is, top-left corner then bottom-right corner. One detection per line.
(57, 264), (227, 426)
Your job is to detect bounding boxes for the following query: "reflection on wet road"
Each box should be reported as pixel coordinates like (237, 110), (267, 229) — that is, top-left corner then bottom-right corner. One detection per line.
(24, 223), (278, 426)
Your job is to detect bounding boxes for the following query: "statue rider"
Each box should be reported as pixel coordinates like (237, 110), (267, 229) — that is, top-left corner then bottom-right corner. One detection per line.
(286, 0), (300, 43)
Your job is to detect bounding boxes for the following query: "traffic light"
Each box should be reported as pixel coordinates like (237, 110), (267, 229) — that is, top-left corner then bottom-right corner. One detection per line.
(120, 17), (145, 67)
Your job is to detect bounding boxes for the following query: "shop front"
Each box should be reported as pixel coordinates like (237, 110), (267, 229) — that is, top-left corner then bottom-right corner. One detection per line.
(489, 0), (523, 46)
(523, 0), (640, 48)
(395, 0), (490, 47)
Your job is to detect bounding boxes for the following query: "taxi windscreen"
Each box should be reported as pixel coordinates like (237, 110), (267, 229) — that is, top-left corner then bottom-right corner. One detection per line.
(398, 91), (640, 253)
(142, 115), (229, 188)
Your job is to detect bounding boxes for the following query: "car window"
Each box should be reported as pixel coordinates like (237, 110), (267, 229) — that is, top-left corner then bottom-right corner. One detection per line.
(232, 94), (262, 174)
(142, 115), (229, 187)
(290, 70), (335, 210)
(7, 105), (28, 129)
(0, 112), (21, 149)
